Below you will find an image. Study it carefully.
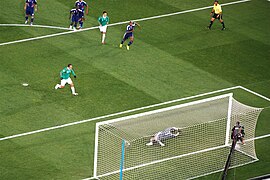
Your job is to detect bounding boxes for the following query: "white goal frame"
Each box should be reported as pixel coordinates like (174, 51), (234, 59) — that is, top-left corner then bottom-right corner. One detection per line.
(93, 93), (234, 179)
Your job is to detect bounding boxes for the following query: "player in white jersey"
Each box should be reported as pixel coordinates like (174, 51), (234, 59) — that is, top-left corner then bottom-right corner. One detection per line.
(146, 127), (181, 146)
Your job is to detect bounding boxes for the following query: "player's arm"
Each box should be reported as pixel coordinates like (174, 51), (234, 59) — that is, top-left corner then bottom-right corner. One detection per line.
(34, 3), (38, 12)
(98, 17), (102, 26)
(71, 70), (76, 78)
(69, 11), (72, 19)
(85, 4), (89, 15)
(24, 2), (27, 10)
(135, 22), (141, 30)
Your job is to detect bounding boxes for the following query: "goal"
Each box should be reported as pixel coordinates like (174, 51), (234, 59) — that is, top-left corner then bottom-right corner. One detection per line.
(93, 93), (263, 180)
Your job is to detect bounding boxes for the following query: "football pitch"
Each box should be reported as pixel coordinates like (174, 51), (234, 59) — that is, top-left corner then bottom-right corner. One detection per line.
(0, 0), (269, 179)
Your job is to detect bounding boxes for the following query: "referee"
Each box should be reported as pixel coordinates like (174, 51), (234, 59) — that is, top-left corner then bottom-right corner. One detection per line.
(207, 0), (225, 30)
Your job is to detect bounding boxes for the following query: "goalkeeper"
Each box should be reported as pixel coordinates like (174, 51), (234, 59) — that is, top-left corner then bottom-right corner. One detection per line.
(146, 127), (181, 147)
(231, 121), (245, 145)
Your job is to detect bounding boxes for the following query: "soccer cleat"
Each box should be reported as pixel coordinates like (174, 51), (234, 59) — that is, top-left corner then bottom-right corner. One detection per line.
(221, 27), (225, 30)
(102, 42), (105, 45)
(73, 27), (77, 31)
(126, 45), (130, 50)
(73, 93), (78, 96)
(159, 142), (165, 146)
(69, 25), (72, 29)
(207, 26), (211, 30)
(25, 20), (28, 24)
(30, 22), (33, 26)
(146, 142), (153, 146)
(119, 44), (123, 48)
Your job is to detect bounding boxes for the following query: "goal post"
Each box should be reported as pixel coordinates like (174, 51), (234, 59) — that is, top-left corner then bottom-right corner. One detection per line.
(93, 93), (263, 180)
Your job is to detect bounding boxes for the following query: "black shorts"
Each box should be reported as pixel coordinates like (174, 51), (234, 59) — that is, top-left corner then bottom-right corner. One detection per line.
(212, 13), (223, 20)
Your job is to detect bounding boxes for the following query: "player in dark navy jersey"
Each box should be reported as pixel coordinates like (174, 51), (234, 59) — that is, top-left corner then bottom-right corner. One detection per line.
(69, 7), (82, 30)
(75, 0), (88, 29)
(119, 21), (141, 50)
(24, 0), (38, 25)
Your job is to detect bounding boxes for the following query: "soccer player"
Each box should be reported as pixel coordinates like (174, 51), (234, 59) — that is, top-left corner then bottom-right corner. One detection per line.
(24, 0), (38, 25)
(231, 121), (245, 145)
(98, 11), (110, 44)
(55, 64), (78, 96)
(119, 21), (141, 50)
(146, 127), (181, 147)
(207, 0), (225, 30)
(75, 0), (89, 29)
(69, 7), (82, 30)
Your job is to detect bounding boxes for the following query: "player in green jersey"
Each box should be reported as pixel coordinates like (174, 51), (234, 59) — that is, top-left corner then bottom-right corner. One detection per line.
(98, 11), (110, 44)
(55, 64), (78, 96)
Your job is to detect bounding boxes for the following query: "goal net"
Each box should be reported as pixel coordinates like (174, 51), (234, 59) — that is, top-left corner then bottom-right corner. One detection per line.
(93, 93), (263, 180)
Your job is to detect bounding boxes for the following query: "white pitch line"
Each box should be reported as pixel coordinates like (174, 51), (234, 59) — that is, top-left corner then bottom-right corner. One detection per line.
(0, 0), (250, 47)
(0, 86), (240, 142)
(83, 133), (270, 180)
(239, 86), (270, 102)
(0, 24), (72, 31)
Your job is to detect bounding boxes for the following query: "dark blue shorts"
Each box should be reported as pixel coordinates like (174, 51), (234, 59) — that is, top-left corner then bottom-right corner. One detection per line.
(78, 12), (84, 19)
(72, 15), (79, 23)
(26, 8), (34, 16)
(123, 32), (133, 40)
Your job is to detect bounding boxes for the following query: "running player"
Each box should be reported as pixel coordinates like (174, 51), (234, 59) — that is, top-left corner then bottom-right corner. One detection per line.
(119, 21), (141, 50)
(55, 64), (78, 96)
(146, 127), (181, 146)
(75, 0), (89, 29)
(98, 11), (110, 44)
(24, 0), (38, 25)
(207, 0), (225, 30)
(69, 7), (82, 30)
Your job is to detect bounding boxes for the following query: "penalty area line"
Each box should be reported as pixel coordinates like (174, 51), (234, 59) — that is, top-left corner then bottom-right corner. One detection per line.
(0, 0), (250, 47)
(0, 24), (72, 31)
(0, 86), (240, 142)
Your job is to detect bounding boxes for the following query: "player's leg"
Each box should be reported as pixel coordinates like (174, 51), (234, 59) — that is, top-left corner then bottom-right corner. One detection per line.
(219, 16), (225, 30)
(101, 25), (107, 44)
(78, 13), (84, 29)
(67, 78), (78, 95)
(55, 79), (67, 89)
(146, 137), (155, 146)
(30, 9), (35, 25)
(30, 14), (35, 25)
(25, 10), (29, 24)
(208, 14), (216, 29)
(126, 36), (134, 50)
(120, 33), (128, 48)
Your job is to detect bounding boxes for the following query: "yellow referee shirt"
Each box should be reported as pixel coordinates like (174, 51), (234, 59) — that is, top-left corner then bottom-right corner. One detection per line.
(213, 4), (222, 14)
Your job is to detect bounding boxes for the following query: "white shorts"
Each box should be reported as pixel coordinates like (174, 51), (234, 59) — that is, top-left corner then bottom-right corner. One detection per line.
(99, 25), (108, 33)
(61, 77), (73, 86)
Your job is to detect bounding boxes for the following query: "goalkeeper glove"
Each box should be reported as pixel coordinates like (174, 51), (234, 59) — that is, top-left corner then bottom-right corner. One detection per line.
(60, 77), (63, 80)
(74, 75), (76, 78)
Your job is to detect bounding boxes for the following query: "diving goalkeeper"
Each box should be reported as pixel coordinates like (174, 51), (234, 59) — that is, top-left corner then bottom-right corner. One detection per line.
(146, 127), (181, 147)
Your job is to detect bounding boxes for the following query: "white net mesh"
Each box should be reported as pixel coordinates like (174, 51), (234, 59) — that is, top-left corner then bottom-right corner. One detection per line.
(94, 94), (263, 180)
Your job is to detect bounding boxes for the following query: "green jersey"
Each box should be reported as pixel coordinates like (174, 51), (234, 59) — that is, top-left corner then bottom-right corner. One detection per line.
(98, 16), (109, 26)
(60, 67), (76, 80)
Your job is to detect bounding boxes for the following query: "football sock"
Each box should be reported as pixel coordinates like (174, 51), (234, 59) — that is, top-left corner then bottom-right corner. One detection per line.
(79, 21), (83, 28)
(71, 87), (76, 94)
(102, 34), (106, 43)
(25, 16), (29, 21)
(221, 22), (225, 28)
(121, 40), (124, 44)
(209, 21), (213, 28)
(31, 18), (34, 23)
(128, 41), (133, 46)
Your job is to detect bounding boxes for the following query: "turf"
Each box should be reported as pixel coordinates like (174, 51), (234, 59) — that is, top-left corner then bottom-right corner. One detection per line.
(0, 0), (269, 179)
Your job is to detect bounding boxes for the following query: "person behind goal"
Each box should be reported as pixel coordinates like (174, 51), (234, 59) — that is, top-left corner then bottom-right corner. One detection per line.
(146, 127), (181, 147)
(231, 121), (245, 145)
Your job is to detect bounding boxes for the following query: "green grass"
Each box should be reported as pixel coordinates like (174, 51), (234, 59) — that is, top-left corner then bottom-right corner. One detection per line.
(0, 0), (269, 179)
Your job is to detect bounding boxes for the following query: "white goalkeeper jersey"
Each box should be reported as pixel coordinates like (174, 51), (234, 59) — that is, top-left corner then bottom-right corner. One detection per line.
(155, 127), (178, 141)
